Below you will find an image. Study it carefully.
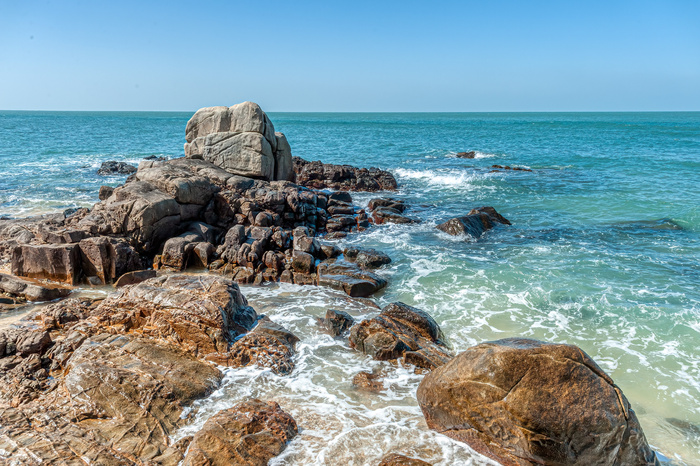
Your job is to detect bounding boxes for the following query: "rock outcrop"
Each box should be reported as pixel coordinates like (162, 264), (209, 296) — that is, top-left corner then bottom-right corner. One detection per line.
(436, 206), (511, 239)
(368, 197), (418, 225)
(0, 273), (71, 302)
(182, 399), (298, 466)
(349, 302), (453, 370)
(416, 338), (659, 466)
(184, 102), (293, 182)
(97, 160), (137, 175)
(293, 156), (397, 191)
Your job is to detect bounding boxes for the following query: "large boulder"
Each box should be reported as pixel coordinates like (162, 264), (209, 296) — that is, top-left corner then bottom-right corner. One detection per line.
(182, 399), (298, 466)
(436, 206), (510, 239)
(89, 274), (257, 356)
(293, 157), (398, 191)
(78, 236), (144, 284)
(349, 302), (453, 369)
(416, 338), (659, 466)
(11, 243), (81, 285)
(184, 102), (292, 182)
(0, 273), (71, 302)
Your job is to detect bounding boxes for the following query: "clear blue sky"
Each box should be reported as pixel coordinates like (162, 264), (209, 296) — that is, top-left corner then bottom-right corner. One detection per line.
(1, 0), (699, 111)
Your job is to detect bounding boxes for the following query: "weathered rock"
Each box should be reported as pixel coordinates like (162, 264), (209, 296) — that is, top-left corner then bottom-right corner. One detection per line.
(11, 243), (81, 285)
(455, 151), (477, 159)
(0, 273), (71, 302)
(114, 269), (157, 287)
(344, 247), (391, 269)
(370, 206), (417, 225)
(291, 250), (315, 274)
(436, 206), (511, 239)
(135, 162), (217, 205)
(416, 338), (659, 466)
(79, 235), (144, 284)
(378, 453), (432, 465)
(97, 161), (137, 175)
(182, 399), (298, 466)
(210, 317), (299, 375)
(293, 157), (398, 191)
(90, 274), (257, 356)
(274, 132), (294, 182)
(317, 261), (387, 297)
(317, 309), (355, 336)
(98, 185), (114, 200)
(0, 327), (51, 357)
(64, 333), (222, 463)
(349, 302), (453, 370)
(352, 371), (384, 392)
(368, 197), (406, 213)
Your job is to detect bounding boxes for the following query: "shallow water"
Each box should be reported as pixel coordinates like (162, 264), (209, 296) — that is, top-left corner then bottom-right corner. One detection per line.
(0, 111), (698, 464)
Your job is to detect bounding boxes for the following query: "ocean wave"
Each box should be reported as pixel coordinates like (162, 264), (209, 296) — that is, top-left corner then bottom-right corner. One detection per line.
(393, 168), (485, 188)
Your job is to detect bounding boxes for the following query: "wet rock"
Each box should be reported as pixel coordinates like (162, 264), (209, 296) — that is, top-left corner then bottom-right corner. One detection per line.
(114, 269), (157, 287)
(317, 309), (355, 336)
(90, 274), (257, 355)
(97, 160), (137, 175)
(370, 206), (418, 225)
(436, 206), (511, 239)
(344, 247), (391, 269)
(349, 302), (453, 370)
(293, 157), (397, 191)
(291, 250), (315, 274)
(368, 197), (407, 213)
(0, 273), (71, 302)
(182, 399), (298, 466)
(416, 338), (659, 466)
(317, 261), (388, 297)
(0, 327), (51, 357)
(11, 243), (81, 285)
(378, 453), (432, 465)
(455, 151), (477, 159)
(491, 164), (533, 172)
(209, 317), (299, 375)
(352, 371), (384, 392)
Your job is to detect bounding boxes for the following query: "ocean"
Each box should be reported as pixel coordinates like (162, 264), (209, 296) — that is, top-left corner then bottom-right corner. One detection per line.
(0, 111), (698, 464)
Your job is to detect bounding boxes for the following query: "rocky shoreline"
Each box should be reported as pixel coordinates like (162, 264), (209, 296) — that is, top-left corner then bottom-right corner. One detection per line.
(0, 102), (660, 465)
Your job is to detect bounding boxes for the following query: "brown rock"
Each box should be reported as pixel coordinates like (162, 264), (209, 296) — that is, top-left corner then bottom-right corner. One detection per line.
(11, 243), (81, 285)
(378, 453), (432, 465)
(349, 302), (453, 370)
(114, 269), (157, 287)
(352, 371), (384, 392)
(183, 399), (298, 466)
(416, 338), (659, 466)
(317, 309), (354, 337)
(455, 151), (477, 159)
(0, 273), (71, 302)
(79, 235), (144, 284)
(317, 261), (387, 297)
(291, 250), (315, 274)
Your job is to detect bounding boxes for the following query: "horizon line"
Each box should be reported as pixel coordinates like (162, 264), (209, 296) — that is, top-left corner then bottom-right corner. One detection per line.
(1, 109), (699, 114)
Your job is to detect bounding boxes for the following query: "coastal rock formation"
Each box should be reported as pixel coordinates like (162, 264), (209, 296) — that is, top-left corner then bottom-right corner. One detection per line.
(344, 247), (391, 269)
(436, 206), (511, 239)
(317, 309), (355, 336)
(293, 156), (397, 191)
(0, 273), (71, 302)
(368, 197), (418, 224)
(378, 453), (432, 466)
(184, 102), (293, 182)
(182, 399), (298, 466)
(455, 151), (477, 159)
(416, 338), (659, 466)
(97, 160), (137, 175)
(349, 302), (453, 369)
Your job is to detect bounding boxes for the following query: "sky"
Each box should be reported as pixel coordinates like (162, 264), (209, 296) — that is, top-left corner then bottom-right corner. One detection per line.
(1, 0), (699, 112)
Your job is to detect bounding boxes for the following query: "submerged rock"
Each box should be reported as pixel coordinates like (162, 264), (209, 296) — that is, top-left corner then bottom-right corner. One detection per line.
(436, 206), (511, 239)
(349, 302), (453, 369)
(378, 453), (432, 465)
(416, 338), (659, 466)
(455, 151), (477, 159)
(352, 370), (384, 392)
(183, 399), (298, 466)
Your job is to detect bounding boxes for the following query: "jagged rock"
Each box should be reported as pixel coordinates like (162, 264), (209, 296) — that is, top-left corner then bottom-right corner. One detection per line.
(208, 317), (299, 375)
(378, 453), (432, 465)
(317, 261), (387, 297)
(97, 161), (137, 175)
(344, 247), (391, 269)
(0, 273), (71, 302)
(436, 206), (511, 239)
(79, 236), (144, 284)
(98, 185), (114, 200)
(417, 338), (659, 466)
(11, 243), (81, 285)
(89, 274), (257, 356)
(182, 399), (298, 466)
(293, 157), (397, 191)
(349, 302), (453, 369)
(317, 309), (354, 336)
(368, 197), (406, 213)
(0, 327), (51, 357)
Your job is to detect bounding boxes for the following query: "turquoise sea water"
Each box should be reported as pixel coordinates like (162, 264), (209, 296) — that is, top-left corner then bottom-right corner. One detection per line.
(0, 111), (698, 464)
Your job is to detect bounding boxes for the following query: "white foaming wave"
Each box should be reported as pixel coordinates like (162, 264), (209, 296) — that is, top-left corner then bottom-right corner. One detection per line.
(393, 168), (481, 188)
